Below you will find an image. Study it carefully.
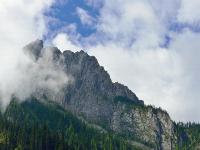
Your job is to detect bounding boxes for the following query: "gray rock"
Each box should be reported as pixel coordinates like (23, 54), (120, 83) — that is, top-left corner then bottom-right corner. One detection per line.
(25, 40), (176, 150)
(23, 39), (43, 61)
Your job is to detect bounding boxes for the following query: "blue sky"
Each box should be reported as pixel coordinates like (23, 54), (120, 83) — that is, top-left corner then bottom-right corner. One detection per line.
(44, 0), (200, 51)
(44, 0), (100, 39)
(1, 0), (200, 122)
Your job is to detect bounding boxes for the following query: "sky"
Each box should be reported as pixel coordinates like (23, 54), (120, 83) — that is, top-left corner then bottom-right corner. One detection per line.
(1, 0), (200, 122)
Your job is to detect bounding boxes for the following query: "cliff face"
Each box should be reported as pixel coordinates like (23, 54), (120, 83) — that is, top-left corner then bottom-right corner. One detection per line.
(112, 103), (175, 149)
(24, 40), (175, 149)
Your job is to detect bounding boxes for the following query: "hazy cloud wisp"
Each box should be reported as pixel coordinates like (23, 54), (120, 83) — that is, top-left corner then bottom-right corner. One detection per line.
(0, 0), (70, 110)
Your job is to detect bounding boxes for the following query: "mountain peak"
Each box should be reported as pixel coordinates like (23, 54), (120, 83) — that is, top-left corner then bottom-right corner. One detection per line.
(23, 40), (143, 105)
(16, 41), (184, 149)
(23, 39), (43, 61)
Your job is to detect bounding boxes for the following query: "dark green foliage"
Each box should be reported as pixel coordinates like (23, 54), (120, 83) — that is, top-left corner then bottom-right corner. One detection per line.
(114, 96), (167, 115)
(175, 122), (200, 150)
(114, 96), (137, 105)
(1, 97), (199, 150)
(0, 98), (137, 150)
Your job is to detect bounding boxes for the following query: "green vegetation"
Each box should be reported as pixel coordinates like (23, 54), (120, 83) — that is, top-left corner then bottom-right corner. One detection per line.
(114, 96), (137, 105)
(0, 96), (199, 150)
(175, 122), (200, 150)
(114, 96), (200, 150)
(0, 98), (140, 150)
(114, 96), (167, 115)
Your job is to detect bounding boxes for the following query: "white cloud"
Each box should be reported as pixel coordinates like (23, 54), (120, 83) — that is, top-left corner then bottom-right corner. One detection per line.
(53, 33), (80, 52)
(85, 0), (103, 8)
(167, 30), (200, 122)
(52, 0), (200, 122)
(150, 0), (180, 23)
(76, 7), (95, 26)
(91, 0), (176, 49)
(0, 0), (71, 109)
(177, 0), (200, 24)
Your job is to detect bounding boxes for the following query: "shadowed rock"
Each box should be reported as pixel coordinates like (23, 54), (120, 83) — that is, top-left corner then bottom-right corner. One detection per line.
(23, 39), (43, 61)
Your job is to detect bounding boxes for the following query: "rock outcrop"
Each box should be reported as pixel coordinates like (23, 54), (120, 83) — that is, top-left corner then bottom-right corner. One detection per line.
(24, 40), (176, 150)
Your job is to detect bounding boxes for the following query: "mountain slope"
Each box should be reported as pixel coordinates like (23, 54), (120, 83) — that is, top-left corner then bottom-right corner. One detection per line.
(1, 98), (139, 150)
(23, 40), (175, 149)
(5, 40), (198, 150)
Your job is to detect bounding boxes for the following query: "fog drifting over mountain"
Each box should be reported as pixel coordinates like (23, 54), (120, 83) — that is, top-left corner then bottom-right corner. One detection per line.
(1, 0), (200, 122)
(0, 0), (70, 109)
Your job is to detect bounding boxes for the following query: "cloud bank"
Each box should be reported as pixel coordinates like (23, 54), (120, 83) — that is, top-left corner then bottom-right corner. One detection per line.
(1, 0), (200, 122)
(0, 0), (70, 109)
(52, 0), (200, 122)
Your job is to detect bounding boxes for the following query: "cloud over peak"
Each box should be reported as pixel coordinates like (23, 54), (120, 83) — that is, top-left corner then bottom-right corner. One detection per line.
(1, 0), (200, 122)
(51, 0), (200, 122)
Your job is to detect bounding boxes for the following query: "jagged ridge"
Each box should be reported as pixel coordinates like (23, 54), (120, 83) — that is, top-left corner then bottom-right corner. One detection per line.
(23, 40), (199, 150)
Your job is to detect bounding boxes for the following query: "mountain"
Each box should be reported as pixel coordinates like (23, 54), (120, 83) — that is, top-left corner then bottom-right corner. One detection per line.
(0, 40), (200, 150)
(24, 40), (173, 149)
(1, 98), (138, 150)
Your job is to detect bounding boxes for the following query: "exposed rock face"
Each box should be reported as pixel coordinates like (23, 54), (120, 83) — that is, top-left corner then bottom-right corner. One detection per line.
(24, 39), (43, 61)
(61, 50), (144, 124)
(111, 102), (176, 149)
(24, 40), (176, 150)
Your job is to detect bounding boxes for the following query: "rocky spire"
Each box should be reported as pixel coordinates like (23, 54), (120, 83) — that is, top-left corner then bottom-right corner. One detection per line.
(23, 39), (44, 61)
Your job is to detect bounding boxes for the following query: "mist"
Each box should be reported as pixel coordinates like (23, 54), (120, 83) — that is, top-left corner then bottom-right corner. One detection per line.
(0, 39), (71, 110)
(0, 0), (71, 110)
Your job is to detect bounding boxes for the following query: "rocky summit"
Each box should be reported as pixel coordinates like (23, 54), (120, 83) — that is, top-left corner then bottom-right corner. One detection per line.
(17, 40), (200, 150)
